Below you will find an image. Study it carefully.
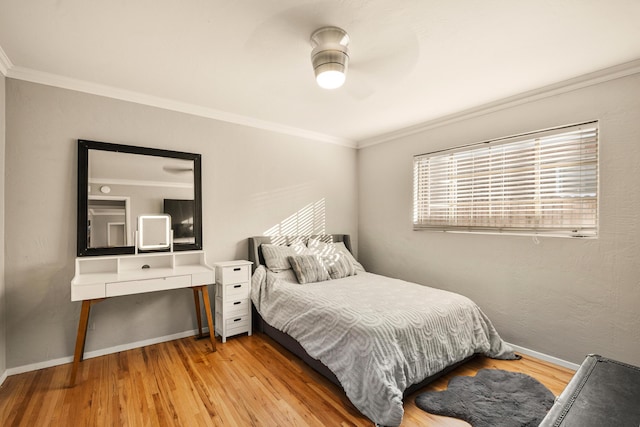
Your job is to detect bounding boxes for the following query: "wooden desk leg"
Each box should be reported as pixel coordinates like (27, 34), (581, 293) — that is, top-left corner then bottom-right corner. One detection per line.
(192, 288), (204, 338)
(201, 286), (216, 352)
(69, 299), (96, 387)
(193, 285), (216, 352)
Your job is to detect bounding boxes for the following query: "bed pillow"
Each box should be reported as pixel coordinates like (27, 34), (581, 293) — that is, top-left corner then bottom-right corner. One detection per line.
(261, 241), (309, 272)
(307, 238), (365, 273)
(288, 255), (330, 284)
(323, 254), (356, 279)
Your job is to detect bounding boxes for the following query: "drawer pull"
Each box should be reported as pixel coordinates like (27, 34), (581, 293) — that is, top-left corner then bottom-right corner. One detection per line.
(233, 267), (241, 271)
(233, 284), (242, 288)
(234, 318), (242, 322)
(233, 301), (241, 305)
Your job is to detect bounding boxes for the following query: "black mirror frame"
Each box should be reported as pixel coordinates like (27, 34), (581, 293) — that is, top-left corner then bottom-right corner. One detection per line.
(77, 139), (203, 257)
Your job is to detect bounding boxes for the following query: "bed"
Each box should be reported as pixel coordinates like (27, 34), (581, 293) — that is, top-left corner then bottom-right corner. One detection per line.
(248, 234), (517, 426)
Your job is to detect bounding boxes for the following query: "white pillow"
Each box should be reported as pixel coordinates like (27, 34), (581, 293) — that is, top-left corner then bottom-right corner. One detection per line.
(323, 254), (356, 279)
(261, 241), (310, 272)
(307, 238), (365, 273)
(288, 255), (330, 284)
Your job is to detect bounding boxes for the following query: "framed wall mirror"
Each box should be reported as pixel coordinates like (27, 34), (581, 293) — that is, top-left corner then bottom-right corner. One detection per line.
(77, 139), (203, 256)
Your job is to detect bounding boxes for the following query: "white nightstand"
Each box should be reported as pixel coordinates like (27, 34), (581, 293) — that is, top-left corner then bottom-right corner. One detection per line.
(213, 260), (253, 343)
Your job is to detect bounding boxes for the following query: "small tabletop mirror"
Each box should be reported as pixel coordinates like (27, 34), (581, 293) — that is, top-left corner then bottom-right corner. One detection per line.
(138, 214), (172, 251)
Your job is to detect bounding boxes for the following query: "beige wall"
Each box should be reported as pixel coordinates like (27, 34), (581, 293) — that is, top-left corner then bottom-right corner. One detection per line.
(358, 73), (640, 366)
(6, 71), (640, 372)
(0, 74), (6, 378)
(4, 79), (358, 368)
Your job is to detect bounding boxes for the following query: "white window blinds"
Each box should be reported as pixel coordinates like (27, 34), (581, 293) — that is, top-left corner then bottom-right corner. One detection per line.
(413, 122), (598, 237)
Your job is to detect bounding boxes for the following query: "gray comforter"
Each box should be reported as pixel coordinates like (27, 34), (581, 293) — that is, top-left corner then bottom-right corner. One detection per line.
(251, 266), (516, 426)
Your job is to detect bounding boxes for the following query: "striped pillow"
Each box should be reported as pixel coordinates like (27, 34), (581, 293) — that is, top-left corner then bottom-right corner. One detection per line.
(288, 255), (330, 284)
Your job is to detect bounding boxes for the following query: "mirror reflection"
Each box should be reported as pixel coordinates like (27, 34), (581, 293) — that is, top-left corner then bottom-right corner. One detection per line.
(77, 140), (202, 257)
(88, 197), (131, 247)
(87, 150), (194, 249)
(163, 199), (195, 244)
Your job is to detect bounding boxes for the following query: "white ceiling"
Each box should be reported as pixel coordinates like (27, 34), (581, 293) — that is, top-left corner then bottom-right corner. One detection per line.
(1, 1), (640, 147)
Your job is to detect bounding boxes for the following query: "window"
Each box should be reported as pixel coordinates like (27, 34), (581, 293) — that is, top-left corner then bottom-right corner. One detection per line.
(413, 122), (598, 237)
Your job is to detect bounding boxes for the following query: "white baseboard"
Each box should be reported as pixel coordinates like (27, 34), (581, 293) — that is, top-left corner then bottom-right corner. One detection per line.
(5, 327), (209, 378)
(4, 333), (577, 380)
(507, 342), (580, 371)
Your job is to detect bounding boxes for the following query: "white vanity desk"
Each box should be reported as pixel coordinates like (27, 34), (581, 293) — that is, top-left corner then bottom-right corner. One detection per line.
(70, 250), (216, 385)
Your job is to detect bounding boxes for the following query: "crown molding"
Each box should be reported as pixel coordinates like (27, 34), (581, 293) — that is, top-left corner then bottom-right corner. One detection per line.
(4, 44), (639, 150)
(4, 65), (357, 148)
(0, 44), (12, 76)
(358, 58), (640, 148)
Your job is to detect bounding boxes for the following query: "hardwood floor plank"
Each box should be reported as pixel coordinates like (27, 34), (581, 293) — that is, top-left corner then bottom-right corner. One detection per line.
(0, 333), (574, 426)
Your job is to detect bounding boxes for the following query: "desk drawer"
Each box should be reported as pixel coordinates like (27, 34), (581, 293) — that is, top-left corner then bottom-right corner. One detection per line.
(219, 265), (250, 284)
(106, 275), (191, 297)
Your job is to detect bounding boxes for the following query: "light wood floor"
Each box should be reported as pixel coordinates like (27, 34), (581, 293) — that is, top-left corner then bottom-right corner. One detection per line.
(0, 332), (575, 426)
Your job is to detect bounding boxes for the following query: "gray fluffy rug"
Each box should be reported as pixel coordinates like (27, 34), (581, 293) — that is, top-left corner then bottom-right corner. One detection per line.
(415, 369), (555, 427)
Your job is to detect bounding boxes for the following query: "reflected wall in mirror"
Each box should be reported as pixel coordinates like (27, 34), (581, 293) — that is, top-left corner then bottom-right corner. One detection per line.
(77, 139), (202, 256)
(88, 196), (132, 247)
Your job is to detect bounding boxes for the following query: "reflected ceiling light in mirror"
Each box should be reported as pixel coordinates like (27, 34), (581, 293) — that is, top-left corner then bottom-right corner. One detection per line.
(310, 26), (349, 90)
(163, 164), (194, 174)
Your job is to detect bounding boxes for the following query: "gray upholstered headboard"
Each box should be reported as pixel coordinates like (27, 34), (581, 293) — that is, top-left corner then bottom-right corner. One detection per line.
(248, 234), (352, 272)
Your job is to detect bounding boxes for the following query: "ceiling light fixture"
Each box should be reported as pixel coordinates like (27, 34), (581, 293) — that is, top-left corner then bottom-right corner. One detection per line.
(310, 26), (350, 90)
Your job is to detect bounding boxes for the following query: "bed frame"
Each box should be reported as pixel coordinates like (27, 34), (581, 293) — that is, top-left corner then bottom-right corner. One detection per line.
(248, 234), (472, 397)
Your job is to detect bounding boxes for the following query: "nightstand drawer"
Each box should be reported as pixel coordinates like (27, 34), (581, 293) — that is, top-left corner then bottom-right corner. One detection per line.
(219, 265), (250, 284)
(226, 323), (250, 337)
(225, 282), (249, 298)
(215, 312), (250, 338)
(225, 315), (249, 330)
(223, 298), (249, 316)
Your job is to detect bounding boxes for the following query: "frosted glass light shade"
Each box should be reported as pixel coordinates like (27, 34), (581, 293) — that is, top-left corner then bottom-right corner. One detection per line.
(316, 67), (346, 89)
(316, 70), (345, 89)
(310, 26), (349, 90)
